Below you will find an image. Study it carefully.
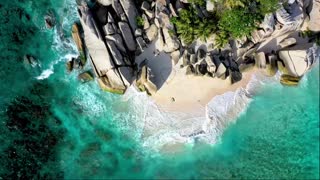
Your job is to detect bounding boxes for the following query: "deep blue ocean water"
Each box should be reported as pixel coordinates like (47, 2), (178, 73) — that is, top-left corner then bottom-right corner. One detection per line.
(0, 0), (319, 179)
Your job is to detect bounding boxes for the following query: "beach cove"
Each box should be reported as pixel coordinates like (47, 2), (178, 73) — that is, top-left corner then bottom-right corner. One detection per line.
(69, 0), (320, 148)
(0, 0), (319, 179)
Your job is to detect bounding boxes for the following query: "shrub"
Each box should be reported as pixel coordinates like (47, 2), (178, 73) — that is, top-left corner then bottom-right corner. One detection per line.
(136, 16), (144, 28)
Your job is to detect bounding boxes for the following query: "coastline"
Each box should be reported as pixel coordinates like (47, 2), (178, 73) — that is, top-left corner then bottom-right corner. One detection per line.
(123, 68), (265, 151)
(69, 0), (319, 149)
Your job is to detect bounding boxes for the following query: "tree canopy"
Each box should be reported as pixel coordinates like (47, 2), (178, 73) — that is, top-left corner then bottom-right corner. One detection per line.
(171, 0), (280, 47)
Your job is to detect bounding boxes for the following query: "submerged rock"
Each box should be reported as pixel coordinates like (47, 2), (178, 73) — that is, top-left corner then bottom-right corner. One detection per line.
(23, 55), (38, 68)
(78, 71), (94, 83)
(44, 11), (56, 29)
(72, 23), (86, 65)
(280, 74), (301, 86)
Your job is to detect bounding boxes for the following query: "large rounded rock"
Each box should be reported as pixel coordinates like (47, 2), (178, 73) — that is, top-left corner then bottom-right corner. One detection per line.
(230, 71), (242, 84)
(199, 60), (208, 75)
(216, 63), (227, 78)
(197, 48), (206, 60)
(146, 24), (158, 42)
(97, 0), (112, 6)
(205, 55), (216, 74)
(278, 49), (308, 77)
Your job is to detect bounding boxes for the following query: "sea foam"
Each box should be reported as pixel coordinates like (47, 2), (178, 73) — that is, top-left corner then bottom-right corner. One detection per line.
(124, 73), (279, 150)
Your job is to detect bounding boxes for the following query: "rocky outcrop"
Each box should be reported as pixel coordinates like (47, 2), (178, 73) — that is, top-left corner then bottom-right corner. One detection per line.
(77, 3), (133, 94)
(71, 0), (319, 95)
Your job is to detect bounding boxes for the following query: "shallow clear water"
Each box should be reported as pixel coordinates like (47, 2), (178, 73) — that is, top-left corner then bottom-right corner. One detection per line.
(0, 0), (319, 179)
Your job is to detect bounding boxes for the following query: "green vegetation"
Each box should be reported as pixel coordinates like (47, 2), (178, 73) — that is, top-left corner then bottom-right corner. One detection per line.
(171, 7), (217, 44)
(171, 0), (280, 47)
(189, 0), (206, 6)
(136, 16), (144, 28)
(301, 29), (320, 46)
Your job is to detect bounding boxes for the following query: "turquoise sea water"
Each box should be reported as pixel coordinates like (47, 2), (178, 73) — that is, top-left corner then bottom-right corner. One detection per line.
(0, 0), (319, 179)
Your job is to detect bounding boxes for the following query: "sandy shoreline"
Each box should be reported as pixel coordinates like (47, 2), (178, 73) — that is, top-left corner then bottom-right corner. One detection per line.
(151, 66), (259, 113)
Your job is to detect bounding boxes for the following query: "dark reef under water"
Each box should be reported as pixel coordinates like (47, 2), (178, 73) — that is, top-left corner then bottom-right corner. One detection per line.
(0, 0), (319, 179)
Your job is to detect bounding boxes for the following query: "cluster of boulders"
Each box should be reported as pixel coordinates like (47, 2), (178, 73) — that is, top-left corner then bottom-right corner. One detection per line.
(234, 0), (319, 86)
(177, 47), (242, 84)
(138, 0), (181, 53)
